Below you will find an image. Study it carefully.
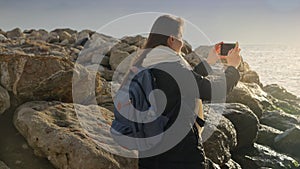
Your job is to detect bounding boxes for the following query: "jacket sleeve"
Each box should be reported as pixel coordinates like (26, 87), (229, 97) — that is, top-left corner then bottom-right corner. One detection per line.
(193, 66), (240, 102)
(193, 60), (213, 77)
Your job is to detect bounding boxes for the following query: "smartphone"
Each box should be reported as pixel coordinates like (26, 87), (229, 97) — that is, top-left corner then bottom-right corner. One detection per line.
(220, 43), (236, 56)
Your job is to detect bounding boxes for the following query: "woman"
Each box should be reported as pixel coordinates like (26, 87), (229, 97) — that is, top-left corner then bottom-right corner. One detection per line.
(133, 15), (241, 169)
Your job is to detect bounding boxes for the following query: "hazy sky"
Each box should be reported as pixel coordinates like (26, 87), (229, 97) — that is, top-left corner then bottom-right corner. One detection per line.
(1, 0), (300, 47)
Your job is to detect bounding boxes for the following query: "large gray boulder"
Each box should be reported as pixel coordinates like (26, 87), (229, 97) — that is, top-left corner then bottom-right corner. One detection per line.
(232, 143), (299, 169)
(6, 28), (25, 39)
(0, 54), (74, 103)
(226, 82), (271, 117)
(263, 84), (299, 101)
(0, 85), (10, 114)
(202, 105), (237, 166)
(263, 84), (300, 115)
(274, 126), (300, 160)
(0, 54), (109, 106)
(260, 110), (300, 131)
(26, 29), (49, 41)
(256, 124), (283, 148)
(76, 33), (119, 65)
(222, 103), (259, 151)
(13, 101), (137, 169)
(109, 50), (130, 71)
(85, 33), (119, 56)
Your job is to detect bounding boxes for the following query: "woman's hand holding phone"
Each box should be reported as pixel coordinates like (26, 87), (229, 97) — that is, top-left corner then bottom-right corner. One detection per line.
(207, 42), (223, 65)
(226, 42), (241, 68)
(207, 41), (241, 69)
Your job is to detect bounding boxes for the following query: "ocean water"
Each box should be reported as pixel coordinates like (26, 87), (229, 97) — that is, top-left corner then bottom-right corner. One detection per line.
(240, 44), (300, 97)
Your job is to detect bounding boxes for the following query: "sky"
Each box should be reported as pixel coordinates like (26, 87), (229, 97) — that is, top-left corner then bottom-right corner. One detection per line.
(1, 0), (300, 47)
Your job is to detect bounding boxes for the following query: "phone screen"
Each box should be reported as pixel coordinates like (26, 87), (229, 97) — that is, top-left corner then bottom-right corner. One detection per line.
(220, 43), (236, 56)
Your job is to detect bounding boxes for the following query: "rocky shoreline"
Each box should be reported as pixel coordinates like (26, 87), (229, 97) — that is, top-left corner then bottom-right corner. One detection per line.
(0, 28), (300, 169)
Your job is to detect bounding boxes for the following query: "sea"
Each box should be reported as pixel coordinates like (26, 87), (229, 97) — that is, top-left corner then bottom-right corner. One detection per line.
(240, 44), (300, 97)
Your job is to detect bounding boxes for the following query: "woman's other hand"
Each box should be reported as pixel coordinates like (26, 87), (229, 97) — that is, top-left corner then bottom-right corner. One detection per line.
(207, 42), (223, 65)
(226, 42), (241, 68)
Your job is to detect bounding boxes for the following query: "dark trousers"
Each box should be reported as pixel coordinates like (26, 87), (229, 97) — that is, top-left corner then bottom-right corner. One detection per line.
(139, 127), (206, 169)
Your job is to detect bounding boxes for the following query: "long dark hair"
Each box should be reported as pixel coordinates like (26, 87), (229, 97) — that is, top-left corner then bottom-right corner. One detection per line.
(117, 15), (184, 88)
(133, 15), (184, 66)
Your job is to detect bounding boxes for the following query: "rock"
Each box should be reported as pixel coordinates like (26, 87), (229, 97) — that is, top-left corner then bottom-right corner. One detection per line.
(76, 33), (119, 65)
(95, 80), (113, 105)
(100, 69), (114, 81)
(21, 40), (50, 54)
(72, 64), (110, 106)
(60, 39), (69, 45)
(274, 126), (300, 159)
(205, 158), (221, 169)
(69, 47), (81, 60)
(260, 110), (300, 131)
(120, 35), (146, 47)
(239, 70), (261, 85)
(222, 159), (242, 169)
(57, 31), (73, 44)
(23, 29), (35, 34)
(221, 103), (259, 151)
(232, 143), (299, 169)
(49, 50), (65, 57)
(0, 54), (107, 106)
(181, 40), (193, 55)
(109, 50), (130, 71)
(273, 99), (300, 115)
(226, 82), (271, 118)
(263, 84), (300, 115)
(85, 33), (119, 55)
(76, 48), (101, 65)
(75, 30), (91, 46)
(202, 105), (237, 166)
(13, 101), (137, 169)
(256, 124), (283, 148)
(6, 28), (25, 39)
(51, 28), (77, 37)
(0, 29), (6, 36)
(264, 84), (298, 101)
(0, 161), (10, 169)
(91, 54), (108, 65)
(100, 55), (110, 67)
(77, 49), (110, 67)
(85, 64), (105, 72)
(47, 32), (60, 43)
(26, 29), (49, 41)
(183, 51), (203, 67)
(77, 30), (92, 40)
(194, 45), (211, 58)
(75, 36), (89, 47)
(86, 64), (114, 81)
(0, 85), (10, 114)
(237, 60), (251, 72)
(110, 42), (138, 54)
(0, 34), (7, 41)
(0, 54), (73, 102)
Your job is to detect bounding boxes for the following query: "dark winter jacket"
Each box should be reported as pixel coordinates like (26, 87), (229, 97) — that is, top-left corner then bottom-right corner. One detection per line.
(138, 46), (240, 169)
